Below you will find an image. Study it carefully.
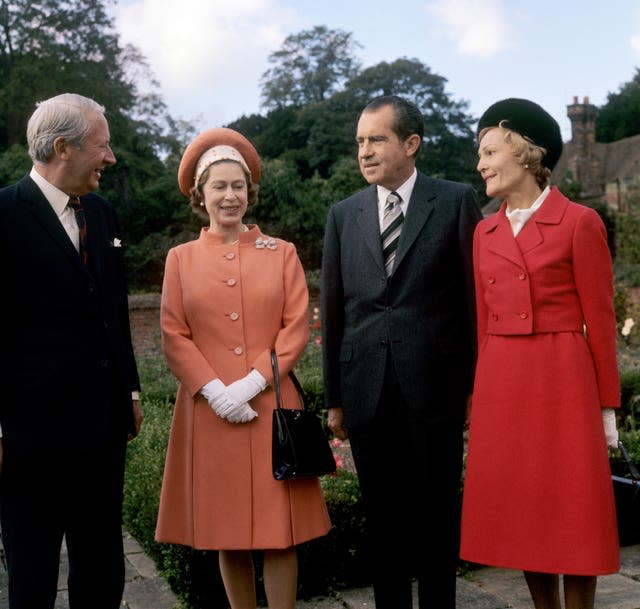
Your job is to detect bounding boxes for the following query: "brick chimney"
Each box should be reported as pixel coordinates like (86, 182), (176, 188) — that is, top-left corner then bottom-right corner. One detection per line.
(566, 96), (600, 198)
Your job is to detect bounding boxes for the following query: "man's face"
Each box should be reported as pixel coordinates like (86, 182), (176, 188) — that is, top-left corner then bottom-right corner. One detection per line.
(66, 111), (116, 195)
(356, 105), (416, 191)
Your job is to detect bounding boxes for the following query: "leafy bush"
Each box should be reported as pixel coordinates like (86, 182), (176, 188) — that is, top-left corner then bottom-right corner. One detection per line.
(298, 468), (368, 594)
(612, 368), (640, 472)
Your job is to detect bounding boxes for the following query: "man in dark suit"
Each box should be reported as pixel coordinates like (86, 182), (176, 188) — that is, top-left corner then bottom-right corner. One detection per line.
(0, 93), (142, 609)
(321, 95), (482, 608)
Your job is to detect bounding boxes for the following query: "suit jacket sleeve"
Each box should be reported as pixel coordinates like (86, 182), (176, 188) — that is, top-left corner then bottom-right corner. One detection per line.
(572, 208), (620, 407)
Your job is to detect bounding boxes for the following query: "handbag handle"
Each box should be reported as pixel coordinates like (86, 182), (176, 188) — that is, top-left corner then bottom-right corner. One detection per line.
(618, 440), (640, 481)
(271, 349), (282, 410)
(270, 349), (306, 411)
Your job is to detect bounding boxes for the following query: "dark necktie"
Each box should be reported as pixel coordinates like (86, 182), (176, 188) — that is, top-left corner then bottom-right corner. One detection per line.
(68, 196), (88, 266)
(381, 191), (403, 276)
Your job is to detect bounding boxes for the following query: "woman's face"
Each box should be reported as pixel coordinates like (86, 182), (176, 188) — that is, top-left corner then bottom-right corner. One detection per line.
(476, 128), (530, 199)
(201, 161), (249, 231)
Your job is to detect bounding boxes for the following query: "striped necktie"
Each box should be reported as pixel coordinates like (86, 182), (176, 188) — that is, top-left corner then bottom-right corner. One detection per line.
(381, 191), (403, 276)
(68, 196), (88, 266)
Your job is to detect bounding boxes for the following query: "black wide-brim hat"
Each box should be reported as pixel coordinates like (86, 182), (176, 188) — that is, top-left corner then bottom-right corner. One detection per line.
(477, 98), (563, 170)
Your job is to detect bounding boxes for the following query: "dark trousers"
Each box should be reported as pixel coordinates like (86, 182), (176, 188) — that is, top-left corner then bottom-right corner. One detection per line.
(348, 360), (464, 609)
(0, 437), (127, 609)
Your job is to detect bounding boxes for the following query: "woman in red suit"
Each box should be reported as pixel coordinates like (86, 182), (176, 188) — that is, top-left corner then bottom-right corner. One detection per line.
(460, 98), (620, 609)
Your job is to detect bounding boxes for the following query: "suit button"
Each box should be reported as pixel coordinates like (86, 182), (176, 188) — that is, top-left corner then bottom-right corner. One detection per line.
(520, 311), (528, 319)
(491, 313), (499, 321)
(233, 346), (243, 355)
(488, 275), (496, 284)
(518, 272), (527, 280)
(227, 278), (237, 286)
(230, 312), (239, 321)
(100, 359), (110, 367)
(225, 252), (235, 260)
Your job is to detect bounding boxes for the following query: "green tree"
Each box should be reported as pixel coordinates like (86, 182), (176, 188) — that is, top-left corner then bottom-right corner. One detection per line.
(345, 58), (480, 186)
(596, 68), (640, 142)
(260, 25), (362, 110)
(0, 0), (193, 290)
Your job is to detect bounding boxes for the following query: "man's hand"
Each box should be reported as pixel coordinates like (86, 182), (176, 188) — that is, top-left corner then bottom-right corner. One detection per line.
(128, 399), (143, 442)
(328, 407), (348, 441)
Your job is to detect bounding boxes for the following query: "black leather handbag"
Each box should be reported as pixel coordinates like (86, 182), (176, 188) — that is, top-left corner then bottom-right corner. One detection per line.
(612, 439), (640, 546)
(271, 350), (336, 481)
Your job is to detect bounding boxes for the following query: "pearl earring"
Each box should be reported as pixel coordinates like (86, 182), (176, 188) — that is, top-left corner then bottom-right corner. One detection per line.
(200, 202), (204, 207)
(524, 164), (529, 169)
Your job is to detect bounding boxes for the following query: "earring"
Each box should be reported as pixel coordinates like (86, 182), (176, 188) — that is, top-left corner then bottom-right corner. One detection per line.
(524, 164), (529, 169)
(200, 202), (204, 207)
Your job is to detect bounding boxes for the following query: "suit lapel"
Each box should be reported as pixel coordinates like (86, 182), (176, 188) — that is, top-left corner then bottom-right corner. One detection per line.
(485, 205), (527, 268)
(356, 185), (386, 273)
(19, 176), (90, 274)
(392, 173), (435, 275)
(82, 197), (102, 277)
(485, 187), (569, 266)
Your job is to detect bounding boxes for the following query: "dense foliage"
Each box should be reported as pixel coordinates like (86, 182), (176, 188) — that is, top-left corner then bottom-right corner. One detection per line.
(596, 68), (640, 142)
(1, 1), (639, 290)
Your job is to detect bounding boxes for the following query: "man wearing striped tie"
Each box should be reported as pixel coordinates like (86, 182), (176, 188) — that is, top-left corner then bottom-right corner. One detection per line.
(321, 95), (482, 609)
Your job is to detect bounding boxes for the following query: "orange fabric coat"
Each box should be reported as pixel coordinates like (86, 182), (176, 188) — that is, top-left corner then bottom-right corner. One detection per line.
(461, 188), (620, 574)
(155, 226), (331, 549)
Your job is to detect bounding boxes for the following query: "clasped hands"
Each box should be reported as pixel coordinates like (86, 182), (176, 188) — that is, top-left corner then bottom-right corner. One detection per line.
(200, 369), (267, 423)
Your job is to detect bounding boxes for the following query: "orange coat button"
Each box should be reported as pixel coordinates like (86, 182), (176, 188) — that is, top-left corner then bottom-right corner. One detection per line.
(226, 252), (235, 260)
(227, 278), (237, 286)
(230, 312), (239, 321)
(234, 346), (243, 355)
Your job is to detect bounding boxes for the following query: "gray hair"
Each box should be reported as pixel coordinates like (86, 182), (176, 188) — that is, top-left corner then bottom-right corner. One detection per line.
(27, 93), (106, 163)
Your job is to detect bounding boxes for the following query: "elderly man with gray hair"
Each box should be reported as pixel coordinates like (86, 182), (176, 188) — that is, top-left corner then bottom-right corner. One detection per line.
(0, 93), (142, 609)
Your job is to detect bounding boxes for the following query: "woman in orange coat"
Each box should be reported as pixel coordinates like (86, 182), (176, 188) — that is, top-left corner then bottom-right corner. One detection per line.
(155, 128), (331, 609)
(460, 99), (620, 609)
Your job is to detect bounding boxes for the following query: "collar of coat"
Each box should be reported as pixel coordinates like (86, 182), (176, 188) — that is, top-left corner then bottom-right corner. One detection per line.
(481, 186), (569, 234)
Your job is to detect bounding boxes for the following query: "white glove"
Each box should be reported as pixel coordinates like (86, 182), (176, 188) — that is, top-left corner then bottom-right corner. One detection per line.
(200, 379), (258, 423)
(226, 369), (268, 405)
(225, 402), (259, 423)
(602, 408), (619, 449)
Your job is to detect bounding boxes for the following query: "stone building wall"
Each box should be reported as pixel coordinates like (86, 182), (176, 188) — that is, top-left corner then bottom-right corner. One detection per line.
(128, 293), (162, 358)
